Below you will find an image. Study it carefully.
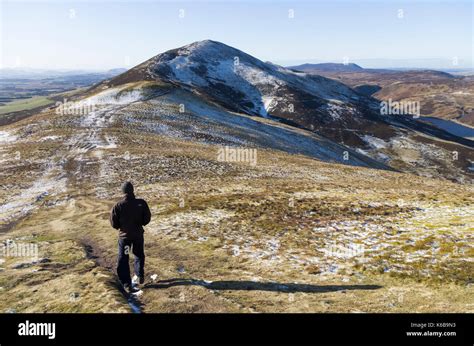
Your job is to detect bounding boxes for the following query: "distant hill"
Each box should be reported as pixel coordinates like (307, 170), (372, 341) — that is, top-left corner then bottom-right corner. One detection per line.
(289, 63), (473, 125)
(289, 63), (364, 73)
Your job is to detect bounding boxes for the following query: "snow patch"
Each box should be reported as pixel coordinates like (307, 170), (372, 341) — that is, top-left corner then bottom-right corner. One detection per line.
(362, 135), (388, 150)
(82, 87), (144, 106)
(40, 135), (60, 142)
(0, 131), (17, 143)
(0, 168), (67, 223)
(262, 96), (276, 115)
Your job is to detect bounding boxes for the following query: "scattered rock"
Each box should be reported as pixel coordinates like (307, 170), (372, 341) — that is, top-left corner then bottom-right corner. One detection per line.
(11, 257), (51, 269)
(69, 292), (80, 300)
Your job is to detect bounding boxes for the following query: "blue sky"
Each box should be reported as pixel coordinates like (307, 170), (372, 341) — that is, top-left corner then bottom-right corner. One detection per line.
(1, 0), (472, 70)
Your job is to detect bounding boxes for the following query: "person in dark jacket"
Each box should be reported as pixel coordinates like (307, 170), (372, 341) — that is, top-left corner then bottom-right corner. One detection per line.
(110, 181), (151, 292)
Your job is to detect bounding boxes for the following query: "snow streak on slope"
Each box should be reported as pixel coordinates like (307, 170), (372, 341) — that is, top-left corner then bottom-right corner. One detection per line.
(0, 130), (17, 143)
(146, 40), (363, 118)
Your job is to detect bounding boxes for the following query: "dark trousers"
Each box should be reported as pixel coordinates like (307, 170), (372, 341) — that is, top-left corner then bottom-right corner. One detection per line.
(117, 236), (145, 285)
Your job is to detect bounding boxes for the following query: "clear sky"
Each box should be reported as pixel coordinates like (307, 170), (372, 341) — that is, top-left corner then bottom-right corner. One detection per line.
(1, 0), (472, 70)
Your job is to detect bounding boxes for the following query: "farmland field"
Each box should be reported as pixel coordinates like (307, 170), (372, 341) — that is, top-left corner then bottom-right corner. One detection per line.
(0, 96), (54, 114)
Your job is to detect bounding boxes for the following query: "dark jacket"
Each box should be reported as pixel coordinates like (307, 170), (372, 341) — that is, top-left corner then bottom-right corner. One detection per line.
(110, 193), (151, 239)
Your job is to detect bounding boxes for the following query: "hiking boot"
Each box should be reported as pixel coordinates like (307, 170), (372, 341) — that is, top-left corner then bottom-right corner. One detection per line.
(139, 276), (145, 285)
(123, 283), (138, 294)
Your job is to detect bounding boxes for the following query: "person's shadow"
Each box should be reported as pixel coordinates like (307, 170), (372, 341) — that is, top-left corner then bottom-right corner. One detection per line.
(144, 278), (381, 293)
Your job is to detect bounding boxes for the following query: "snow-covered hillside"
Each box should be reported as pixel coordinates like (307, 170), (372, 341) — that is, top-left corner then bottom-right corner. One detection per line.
(145, 40), (365, 119)
(103, 40), (473, 183)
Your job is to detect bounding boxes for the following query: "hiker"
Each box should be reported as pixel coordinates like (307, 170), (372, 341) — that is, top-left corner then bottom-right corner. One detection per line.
(110, 181), (151, 292)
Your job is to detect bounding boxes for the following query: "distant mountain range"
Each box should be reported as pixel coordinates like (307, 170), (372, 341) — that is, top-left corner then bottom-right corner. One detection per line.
(289, 63), (365, 73)
(0, 68), (127, 79)
(289, 62), (456, 77)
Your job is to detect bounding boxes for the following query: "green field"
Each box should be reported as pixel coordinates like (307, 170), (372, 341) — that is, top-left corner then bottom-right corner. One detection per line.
(0, 96), (54, 114)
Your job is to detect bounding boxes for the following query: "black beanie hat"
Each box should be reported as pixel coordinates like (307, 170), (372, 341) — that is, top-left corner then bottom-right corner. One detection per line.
(121, 181), (134, 195)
